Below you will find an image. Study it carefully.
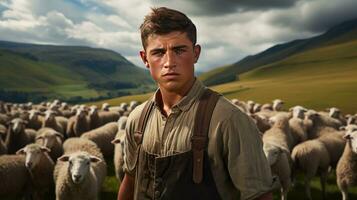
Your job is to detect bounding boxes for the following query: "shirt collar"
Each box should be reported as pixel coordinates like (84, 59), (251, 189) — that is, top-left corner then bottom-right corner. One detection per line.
(152, 78), (206, 112)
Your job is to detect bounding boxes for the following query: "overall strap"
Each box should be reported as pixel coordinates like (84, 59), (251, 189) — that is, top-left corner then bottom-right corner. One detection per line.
(134, 100), (155, 145)
(192, 89), (221, 184)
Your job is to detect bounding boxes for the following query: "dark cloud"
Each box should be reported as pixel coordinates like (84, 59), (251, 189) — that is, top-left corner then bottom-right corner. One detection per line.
(150, 0), (300, 16)
(268, 0), (357, 33)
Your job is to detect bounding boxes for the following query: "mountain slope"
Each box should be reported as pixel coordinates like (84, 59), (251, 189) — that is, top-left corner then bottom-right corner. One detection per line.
(200, 17), (357, 86)
(0, 41), (154, 102)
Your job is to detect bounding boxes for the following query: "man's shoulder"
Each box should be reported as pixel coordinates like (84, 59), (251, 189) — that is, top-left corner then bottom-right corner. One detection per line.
(213, 95), (248, 122)
(127, 100), (151, 125)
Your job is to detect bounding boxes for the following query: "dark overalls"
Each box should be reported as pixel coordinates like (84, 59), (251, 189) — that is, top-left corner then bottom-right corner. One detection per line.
(133, 89), (222, 200)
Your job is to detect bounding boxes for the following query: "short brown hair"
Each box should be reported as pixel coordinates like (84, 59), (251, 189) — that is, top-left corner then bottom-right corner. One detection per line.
(140, 7), (197, 49)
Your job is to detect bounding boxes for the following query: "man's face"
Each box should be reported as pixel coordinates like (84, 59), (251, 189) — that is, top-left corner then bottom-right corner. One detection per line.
(140, 31), (201, 94)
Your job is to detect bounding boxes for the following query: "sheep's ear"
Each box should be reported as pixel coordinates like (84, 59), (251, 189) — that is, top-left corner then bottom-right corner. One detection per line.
(54, 132), (64, 139)
(16, 148), (25, 155)
(58, 155), (69, 162)
(111, 138), (121, 144)
(40, 146), (51, 153)
(89, 155), (102, 163)
(344, 134), (352, 140)
(36, 135), (43, 140)
(339, 126), (346, 131)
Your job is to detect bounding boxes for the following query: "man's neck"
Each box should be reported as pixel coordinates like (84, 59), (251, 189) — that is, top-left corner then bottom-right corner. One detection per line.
(158, 79), (195, 117)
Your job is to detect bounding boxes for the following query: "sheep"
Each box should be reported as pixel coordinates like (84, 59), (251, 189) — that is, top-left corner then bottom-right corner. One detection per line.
(81, 122), (118, 158)
(246, 100), (255, 113)
(346, 114), (357, 125)
(253, 103), (262, 113)
(336, 130), (357, 200)
(231, 99), (249, 113)
(5, 118), (36, 154)
(289, 106), (308, 120)
(261, 103), (273, 111)
(27, 109), (43, 130)
(327, 107), (347, 125)
(0, 123), (6, 141)
(89, 106), (120, 129)
(54, 138), (106, 200)
(16, 143), (55, 200)
(36, 127), (64, 161)
(263, 142), (291, 200)
(111, 116), (128, 181)
(263, 113), (294, 151)
(101, 102), (110, 111)
(67, 108), (90, 137)
(42, 110), (66, 136)
(273, 99), (284, 111)
(0, 154), (32, 199)
(291, 139), (330, 200)
(305, 110), (342, 139)
(0, 136), (6, 155)
(249, 113), (271, 134)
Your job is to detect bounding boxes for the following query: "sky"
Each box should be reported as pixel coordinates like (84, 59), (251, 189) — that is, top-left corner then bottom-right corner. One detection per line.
(1, 0), (357, 72)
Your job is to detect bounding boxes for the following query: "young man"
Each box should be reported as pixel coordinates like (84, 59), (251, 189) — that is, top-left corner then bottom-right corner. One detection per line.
(118, 7), (274, 200)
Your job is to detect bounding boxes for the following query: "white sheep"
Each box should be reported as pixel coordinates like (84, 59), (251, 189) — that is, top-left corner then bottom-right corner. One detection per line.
(111, 116), (128, 181)
(5, 118), (36, 154)
(27, 109), (43, 130)
(263, 142), (291, 200)
(42, 110), (66, 136)
(289, 106), (308, 120)
(54, 138), (106, 200)
(263, 113), (294, 151)
(17, 143), (55, 200)
(36, 127), (64, 161)
(336, 130), (357, 200)
(67, 108), (90, 137)
(0, 154), (32, 199)
(273, 99), (284, 111)
(328, 107), (347, 125)
(291, 139), (330, 200)
(81, 122), (118, 158)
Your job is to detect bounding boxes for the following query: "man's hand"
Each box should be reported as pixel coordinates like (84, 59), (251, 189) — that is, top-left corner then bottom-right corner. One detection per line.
(118, 174), (135, 200)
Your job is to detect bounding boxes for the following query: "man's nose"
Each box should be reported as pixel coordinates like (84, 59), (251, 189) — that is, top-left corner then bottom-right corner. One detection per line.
(164, 50), (176, 68)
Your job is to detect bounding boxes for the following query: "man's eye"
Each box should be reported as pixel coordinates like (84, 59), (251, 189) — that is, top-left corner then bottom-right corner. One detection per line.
(175, 48), (185, 54)
(152, 51), (164, 56)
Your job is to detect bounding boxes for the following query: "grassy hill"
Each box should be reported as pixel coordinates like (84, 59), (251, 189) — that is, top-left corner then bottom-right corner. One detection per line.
(200, 17), (357, 86)
(93, 36), (357, 114)
(0, 41), (154, 103)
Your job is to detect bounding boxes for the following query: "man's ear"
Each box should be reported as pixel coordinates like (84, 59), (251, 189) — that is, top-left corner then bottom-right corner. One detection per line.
(193, 44), (201, 63)
(140, 50), (149, 68)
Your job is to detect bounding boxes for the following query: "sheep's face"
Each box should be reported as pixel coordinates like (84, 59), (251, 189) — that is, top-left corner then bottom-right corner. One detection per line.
(89, 107), (98, 116)
(76, 109), (87, 119)
(305, 110), (319, 122)
(40, 132), (62, 148)
(344, 131), (357, 154)
(9, 118), (27, 134)
(44, 111), (55, 122)
(291, 106), (307, 119)
(347, 116), (357, 125)
(263, 143), (281, 166)
(273, 100), (284, 111)
(329, 107), (340, 119)
(17, 144), (50, 169)
(59, 153), (101, 184)
(29, 110), (40, 121)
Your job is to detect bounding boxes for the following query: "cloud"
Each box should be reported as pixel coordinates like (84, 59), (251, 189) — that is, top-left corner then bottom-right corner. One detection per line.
(0, 0), (356, 72)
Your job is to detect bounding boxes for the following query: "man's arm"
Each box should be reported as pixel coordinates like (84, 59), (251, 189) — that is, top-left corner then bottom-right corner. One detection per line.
(118, 174), (135, 200)
(254, 192), (273, 200)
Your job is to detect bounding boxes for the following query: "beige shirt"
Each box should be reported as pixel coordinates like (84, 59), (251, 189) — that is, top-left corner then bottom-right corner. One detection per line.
(123, 79), (273, 200)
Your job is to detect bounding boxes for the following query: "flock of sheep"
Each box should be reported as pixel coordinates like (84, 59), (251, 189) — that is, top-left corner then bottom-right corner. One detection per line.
(232, 99), (357, 200)
(0, 100), (133, 200)
(0, 97), (357, 200)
